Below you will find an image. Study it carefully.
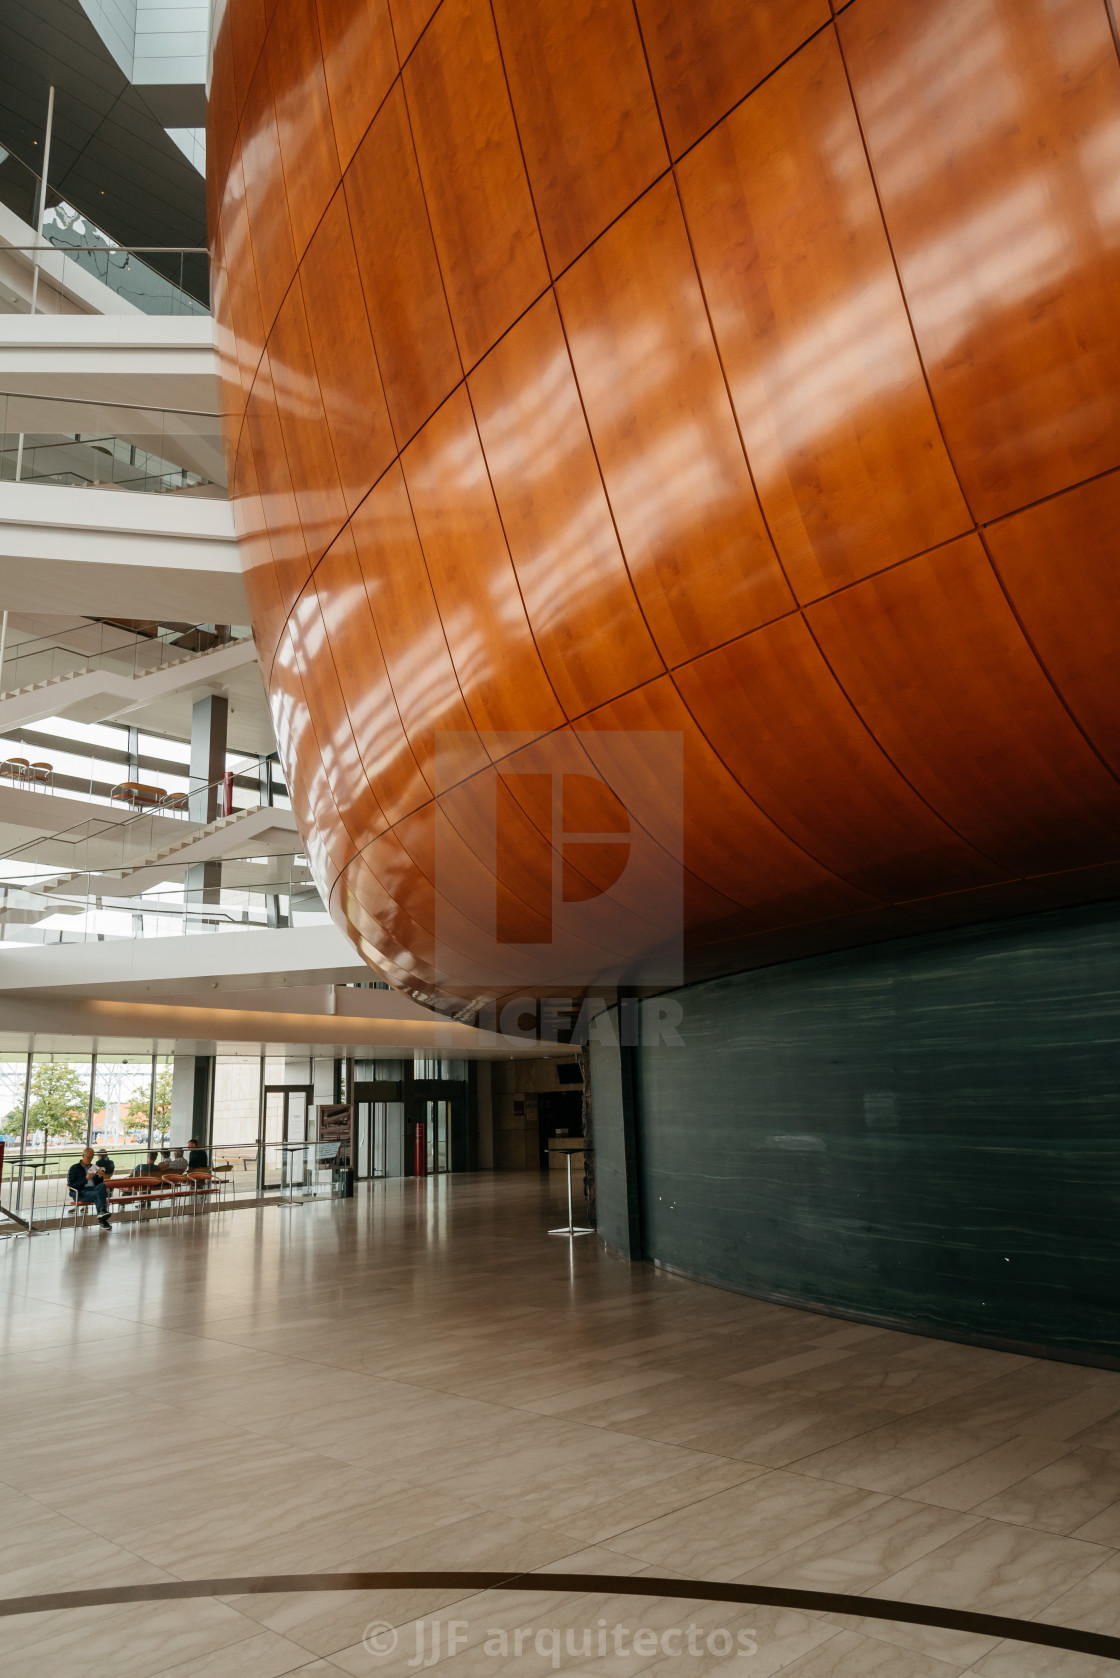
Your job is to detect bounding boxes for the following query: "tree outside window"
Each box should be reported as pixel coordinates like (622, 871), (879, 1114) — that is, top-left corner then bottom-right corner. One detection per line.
(23, 1061), (104, 1145)
(126, 1065), (175, 1145)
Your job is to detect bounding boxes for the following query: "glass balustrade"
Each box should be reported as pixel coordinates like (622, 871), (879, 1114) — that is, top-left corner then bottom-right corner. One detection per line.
(0, 621), (251, 699)
(0, 429), (216, 495)
(0, 144), (208, 315)
(0, 851), (327, 946)
(0, 388), (224, 501)
(0, 754), (317, 945)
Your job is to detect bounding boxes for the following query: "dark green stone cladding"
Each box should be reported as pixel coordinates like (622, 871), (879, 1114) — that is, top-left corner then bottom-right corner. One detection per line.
(629, 902), (1120, 1360)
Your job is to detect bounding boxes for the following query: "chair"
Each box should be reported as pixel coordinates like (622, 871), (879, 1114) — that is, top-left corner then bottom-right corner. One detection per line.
(162, 1174), (197, 1217)
(0, 758), (30, 785)
(159, 790), (189, 812)
(29, 761), (52, 790)
(62, 1189), (99, 1235)
(164, 1171), (215, 1217)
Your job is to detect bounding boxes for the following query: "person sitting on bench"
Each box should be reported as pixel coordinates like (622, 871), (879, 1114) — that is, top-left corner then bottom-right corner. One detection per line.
(68, 1148), (111, 1229)
(133, 1151), (160, 1177)
(187, 1137), (209, 1170)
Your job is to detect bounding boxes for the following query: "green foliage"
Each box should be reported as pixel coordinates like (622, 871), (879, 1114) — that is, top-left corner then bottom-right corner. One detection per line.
(126, 1065), (175, 1143)
(24, 1062), (103, 1144)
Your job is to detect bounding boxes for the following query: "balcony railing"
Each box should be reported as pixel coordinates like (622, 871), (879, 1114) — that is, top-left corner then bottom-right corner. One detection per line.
(0, 620), (250, 699)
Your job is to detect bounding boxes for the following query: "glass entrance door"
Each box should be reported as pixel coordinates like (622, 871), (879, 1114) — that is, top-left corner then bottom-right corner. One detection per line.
(354, 1085), (404, 1178)
(262, 1086), (312, 1190)
(426, 1100), (449, 1173)
(356, 1096), (385, 1179)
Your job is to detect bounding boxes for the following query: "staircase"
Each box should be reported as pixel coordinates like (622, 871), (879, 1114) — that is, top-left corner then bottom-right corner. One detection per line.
(2, 639), (209, 702)
(42, 804), (298, 898)
(144, 805), (258, 867)
(0, 633), (256, 732)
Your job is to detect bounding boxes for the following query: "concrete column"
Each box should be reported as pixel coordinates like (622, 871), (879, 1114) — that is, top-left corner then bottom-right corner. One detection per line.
(188, 694), (228, 822)
(169, 1053), (195, 1146)
(170, 1053), (213, 1146)
(193, 1055), (214, 1148)
(187, 693), (228, 911)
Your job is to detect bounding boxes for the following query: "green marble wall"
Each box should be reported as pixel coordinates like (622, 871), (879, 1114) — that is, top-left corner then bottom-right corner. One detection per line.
(629, 902), (1120, 1360)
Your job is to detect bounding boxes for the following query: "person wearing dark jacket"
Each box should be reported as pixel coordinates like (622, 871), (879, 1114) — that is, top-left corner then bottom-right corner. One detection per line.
(67, 1148), (111, 1228)
(187, 1137), (209, 1170)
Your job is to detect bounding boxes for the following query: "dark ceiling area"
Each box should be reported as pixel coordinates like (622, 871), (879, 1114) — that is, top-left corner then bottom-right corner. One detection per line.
(0, 0), (207, 301)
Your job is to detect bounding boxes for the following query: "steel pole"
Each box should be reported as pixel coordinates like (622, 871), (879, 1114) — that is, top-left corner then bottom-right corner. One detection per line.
(84, 1052), (98, 1148)
(15, 1050), (32, 1209)
(255, 1052), (266, 1198)
(28, 85), (55, 316)
(146, 1052), (157, 1149)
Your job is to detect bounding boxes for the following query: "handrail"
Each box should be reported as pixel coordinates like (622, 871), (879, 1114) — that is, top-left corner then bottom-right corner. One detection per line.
(0, 622), (249, 696)
(3, 243), (208, 254)
(0, 851), (309, 902)
(0, 844), (322, 944)
(0, 754), (273, 871)
(0, 867), (313, 930)
(0, 236), (209, 316)
(0, 619), (182, 662)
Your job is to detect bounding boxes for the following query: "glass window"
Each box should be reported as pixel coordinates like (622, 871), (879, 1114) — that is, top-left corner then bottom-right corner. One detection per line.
(138, 732), (191, 764)
(412, 1058), (467, 1081)
(33, 717), (127, 752)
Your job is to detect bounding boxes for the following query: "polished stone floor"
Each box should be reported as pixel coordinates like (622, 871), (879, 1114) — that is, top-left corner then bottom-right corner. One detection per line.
(3, 1173), (1120, 1676)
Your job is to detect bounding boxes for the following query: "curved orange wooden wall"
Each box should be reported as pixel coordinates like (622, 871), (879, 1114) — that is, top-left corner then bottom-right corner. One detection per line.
(209, 0), (1120, 1012)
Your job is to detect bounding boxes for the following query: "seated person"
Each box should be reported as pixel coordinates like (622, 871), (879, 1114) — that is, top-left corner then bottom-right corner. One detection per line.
(132, 1150), (160, 1177)
(94, 1148), (115, 1178)
(167, 1147), (190, 1174)
(187, 1136), (209, 1170)
(67, 1148), (111, 1229)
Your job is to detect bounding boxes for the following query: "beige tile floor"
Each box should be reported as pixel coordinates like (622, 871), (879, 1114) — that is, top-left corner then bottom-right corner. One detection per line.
(2, 1172), (1120, 1676)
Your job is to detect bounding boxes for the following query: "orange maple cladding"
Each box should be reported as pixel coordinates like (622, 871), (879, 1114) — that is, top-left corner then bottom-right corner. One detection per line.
(210, 0), (1120, 1012)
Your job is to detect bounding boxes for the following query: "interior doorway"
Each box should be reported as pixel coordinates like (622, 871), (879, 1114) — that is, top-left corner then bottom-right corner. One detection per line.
(357, 1073), (404, 1181)
(354, 1092), (405, 1178)
(262, 1085), (312, 1189)
(425, 1099), (449, 1173)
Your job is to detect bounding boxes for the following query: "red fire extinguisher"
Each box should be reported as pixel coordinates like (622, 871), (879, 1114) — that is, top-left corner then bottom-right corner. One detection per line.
(414, 1121), (427, 1177)
(222, 770), (234, 817)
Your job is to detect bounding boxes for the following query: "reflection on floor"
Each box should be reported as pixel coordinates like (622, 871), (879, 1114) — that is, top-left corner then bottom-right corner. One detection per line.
(3, 1174), (1120, 1675)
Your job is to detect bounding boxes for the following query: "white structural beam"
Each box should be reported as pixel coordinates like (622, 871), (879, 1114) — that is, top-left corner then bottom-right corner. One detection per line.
(0, 991), (562, 1054)
(0, 314), (219, 408)
(0, 315), (224, 483)
(0, 923), (366, 994)
(0, 483), (245, 620)
(0, 923), (558, 1055)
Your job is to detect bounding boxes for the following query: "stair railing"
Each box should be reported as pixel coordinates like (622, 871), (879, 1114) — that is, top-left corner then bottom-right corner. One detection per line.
(0, 621), (251, 699)
(0, 847), (321, 944)
(0, 755), (280, 895)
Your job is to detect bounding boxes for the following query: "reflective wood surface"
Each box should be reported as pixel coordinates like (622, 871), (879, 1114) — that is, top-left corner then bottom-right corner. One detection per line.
(210, 0), (1120, 1007)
